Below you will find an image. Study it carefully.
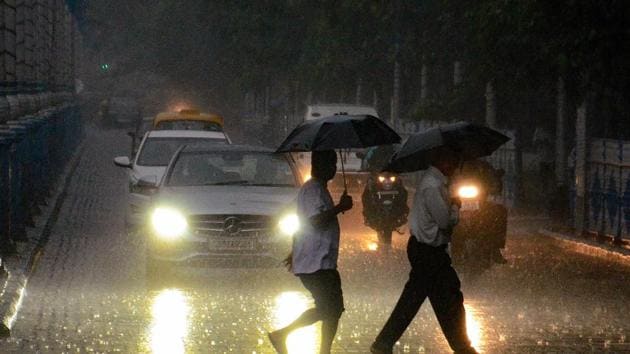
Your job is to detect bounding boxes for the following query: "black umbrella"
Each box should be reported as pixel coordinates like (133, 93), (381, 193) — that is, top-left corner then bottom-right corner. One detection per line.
(385, 121), (510, 173)
(276, 114), (401, 190)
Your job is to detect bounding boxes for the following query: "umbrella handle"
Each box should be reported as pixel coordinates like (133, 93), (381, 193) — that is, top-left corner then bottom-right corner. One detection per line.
(339, 150), (348, 193)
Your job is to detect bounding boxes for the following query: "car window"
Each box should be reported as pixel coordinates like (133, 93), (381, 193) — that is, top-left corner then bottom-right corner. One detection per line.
(136, 138), (226, 166)
(167, 152), (297, 187)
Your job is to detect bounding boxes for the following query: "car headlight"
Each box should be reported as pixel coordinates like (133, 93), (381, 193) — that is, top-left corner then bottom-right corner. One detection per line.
(151, 207), (188, 239)
(278, 213), (300, 237)
(457, 185), (480, 199)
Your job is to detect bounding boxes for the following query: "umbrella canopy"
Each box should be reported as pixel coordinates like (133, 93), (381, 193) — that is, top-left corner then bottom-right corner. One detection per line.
(385, 121), (510, 173)
(275, 114), (401, 153)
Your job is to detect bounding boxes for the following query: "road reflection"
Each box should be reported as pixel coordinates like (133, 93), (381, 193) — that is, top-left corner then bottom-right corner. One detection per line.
(148, 289), (190, 354)
(465, 303), (484, 352)
(272, 291), (319, 354)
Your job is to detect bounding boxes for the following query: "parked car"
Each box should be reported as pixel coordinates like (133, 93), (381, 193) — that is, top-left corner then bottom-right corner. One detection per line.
(138, 144), (301, 275)
(113, 130), (231, 227)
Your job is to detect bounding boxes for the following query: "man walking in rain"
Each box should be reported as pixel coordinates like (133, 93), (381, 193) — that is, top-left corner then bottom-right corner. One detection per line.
(370, 147), (478, 354)
(268, 150), (353, 354)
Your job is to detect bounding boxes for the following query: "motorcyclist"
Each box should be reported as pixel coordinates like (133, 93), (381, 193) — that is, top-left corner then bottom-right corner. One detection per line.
(361, 146), (409, 246)
(451, 159), (508, 265)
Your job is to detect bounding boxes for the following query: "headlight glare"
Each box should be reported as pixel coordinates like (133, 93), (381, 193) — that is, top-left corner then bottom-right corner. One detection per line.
(458, 185), (480, 199)
(151, 207), (188, 239)
(278, 214), (300, 237)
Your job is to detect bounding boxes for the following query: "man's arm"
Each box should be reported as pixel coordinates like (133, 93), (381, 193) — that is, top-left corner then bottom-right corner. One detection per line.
(309, 193), (353, 228)
(423, 187), (458, 230)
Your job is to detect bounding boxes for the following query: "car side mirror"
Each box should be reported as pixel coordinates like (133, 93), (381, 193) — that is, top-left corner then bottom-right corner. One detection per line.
(113, 156), (132, 168)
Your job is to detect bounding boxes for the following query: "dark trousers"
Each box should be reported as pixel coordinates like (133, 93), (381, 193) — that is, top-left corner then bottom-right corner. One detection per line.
(374, 237), (475, 353)
(288, 269), (344, 354)
(299, 269), (345, 319)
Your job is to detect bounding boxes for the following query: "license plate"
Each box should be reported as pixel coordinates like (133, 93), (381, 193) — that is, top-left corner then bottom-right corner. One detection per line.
(208, 238), (256, 250)
(461, 200), (480, 211)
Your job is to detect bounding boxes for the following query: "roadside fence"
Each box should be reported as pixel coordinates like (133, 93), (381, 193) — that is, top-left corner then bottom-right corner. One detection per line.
(0, 104), (82, 256)
(569, 138), (630, 244)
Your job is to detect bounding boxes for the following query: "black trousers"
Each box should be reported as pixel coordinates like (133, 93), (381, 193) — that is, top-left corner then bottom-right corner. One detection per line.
(374, 237), (475, 353)
(299, 269), (345, 319)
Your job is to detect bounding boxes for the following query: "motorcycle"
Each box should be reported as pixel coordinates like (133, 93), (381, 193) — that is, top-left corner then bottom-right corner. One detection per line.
(362, 172), (409, 246)
(450, 160), (508, 274)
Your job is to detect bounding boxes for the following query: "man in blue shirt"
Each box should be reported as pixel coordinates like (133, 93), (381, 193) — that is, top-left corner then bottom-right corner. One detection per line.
(268, 150), (353, 354)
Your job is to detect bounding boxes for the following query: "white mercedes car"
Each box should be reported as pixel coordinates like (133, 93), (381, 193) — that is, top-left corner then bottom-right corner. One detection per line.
(114, 130), (230, 226)
(138, 144), (301, 275)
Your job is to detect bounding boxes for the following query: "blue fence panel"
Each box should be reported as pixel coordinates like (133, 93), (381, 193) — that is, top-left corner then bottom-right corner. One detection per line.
(0, 125), (27, 242)
(0, 104), (82, 254)
(581, 138), (630, 242)
(0, 135), (13, 250)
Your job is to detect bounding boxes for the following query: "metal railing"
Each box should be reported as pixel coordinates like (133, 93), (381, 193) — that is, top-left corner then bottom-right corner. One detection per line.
(570, 138), (630, 244)
(0, 104), (82, 256)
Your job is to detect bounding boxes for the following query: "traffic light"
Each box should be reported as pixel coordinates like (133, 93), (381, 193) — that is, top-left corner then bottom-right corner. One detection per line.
(100, 63), (110, 71)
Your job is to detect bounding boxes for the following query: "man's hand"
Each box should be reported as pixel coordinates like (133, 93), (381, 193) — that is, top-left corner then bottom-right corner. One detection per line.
(282, 252), (293, 272)
(311, 193), (354, 228)
(337, 193), (353, 212)
(451, 197), (462, 208)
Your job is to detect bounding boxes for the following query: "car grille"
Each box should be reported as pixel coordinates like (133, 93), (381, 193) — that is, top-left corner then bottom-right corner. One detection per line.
(188, 214), (273, 238)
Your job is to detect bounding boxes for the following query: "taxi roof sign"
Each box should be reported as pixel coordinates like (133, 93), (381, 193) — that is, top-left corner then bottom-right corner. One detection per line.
(154, 110), (224, 128)
(179, 109), (200, 115)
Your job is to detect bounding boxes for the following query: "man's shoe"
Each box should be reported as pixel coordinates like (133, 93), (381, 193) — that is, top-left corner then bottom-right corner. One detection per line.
(268, 331), (288, 354)
(370, 342), (393, 354)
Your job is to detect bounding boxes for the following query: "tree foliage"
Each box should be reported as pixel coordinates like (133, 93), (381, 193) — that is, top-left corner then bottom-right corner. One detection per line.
(83, 0), (630, 136)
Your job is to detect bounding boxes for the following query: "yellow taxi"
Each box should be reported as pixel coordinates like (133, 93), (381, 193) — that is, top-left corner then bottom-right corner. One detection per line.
(153, 109), (224, 131)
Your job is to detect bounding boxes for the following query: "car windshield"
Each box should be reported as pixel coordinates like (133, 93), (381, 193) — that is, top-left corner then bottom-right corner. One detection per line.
(156, 120), (223, 132)
(137, 137), (226, 166)
(167, 151), (297, 187)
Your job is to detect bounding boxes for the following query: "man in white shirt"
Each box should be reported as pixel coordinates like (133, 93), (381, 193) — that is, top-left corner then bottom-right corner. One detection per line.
(371, 148), (478, 354)
(268, 150), (353, 354)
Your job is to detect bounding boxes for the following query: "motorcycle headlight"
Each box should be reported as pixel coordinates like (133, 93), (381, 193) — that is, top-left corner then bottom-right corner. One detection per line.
(278, 213), (300, 237)
(457, 185), (480, 199)
(151, 207), (188, 239)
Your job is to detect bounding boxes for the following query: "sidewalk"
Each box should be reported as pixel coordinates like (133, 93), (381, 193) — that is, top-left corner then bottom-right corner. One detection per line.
(0, 136), (85, 338)
(538, 228), (630, 261)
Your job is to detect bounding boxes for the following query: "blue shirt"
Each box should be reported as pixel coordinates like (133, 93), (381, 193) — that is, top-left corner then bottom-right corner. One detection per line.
(292, 179), (340, 275)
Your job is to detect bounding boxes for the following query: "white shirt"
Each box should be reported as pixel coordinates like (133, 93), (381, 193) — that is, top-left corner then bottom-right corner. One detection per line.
(292, 179), (340, 275)
(409, 166), (460, 246)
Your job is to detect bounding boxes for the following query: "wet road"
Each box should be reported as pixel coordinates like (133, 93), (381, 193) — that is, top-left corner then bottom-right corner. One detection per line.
(1, 127), (630, 353)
